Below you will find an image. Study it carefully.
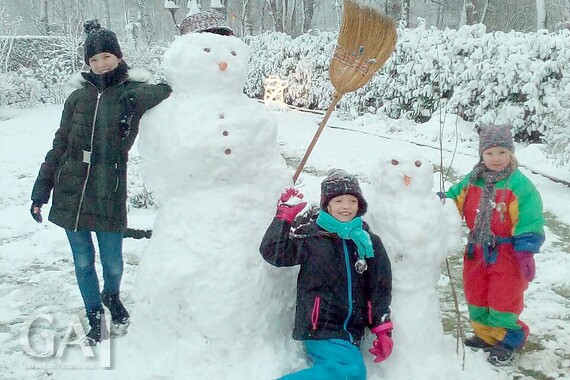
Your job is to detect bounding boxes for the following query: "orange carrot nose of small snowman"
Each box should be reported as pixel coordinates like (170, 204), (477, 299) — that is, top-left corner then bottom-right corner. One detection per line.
(219, 62), (228, 71)
(404, 175), (411, 186)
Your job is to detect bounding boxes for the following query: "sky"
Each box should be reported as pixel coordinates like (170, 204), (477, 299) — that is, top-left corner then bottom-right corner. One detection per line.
(1, 32), (569, 380)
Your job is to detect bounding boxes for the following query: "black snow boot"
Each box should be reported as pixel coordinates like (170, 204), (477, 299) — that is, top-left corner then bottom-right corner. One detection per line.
(84, 309), (109, 346)
(487, 342), (516, 366)
(101, 291), (130, 325)
(464, 335), (493, 352)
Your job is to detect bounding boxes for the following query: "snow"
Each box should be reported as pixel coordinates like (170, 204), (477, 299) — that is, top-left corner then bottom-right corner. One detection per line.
(1, 34), (570, 380)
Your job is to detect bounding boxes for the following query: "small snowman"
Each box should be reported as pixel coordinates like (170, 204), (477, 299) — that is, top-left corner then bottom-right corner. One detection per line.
(365, 150), (467, 379)
(122, 11), (298, 379)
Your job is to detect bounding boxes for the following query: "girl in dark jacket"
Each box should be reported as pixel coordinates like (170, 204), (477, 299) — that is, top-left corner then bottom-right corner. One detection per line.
(30, 20), (171, 345)
(260, 169), (393, 380)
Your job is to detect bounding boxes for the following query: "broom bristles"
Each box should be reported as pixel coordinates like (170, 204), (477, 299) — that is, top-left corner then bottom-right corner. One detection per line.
(329, 0), (397, 94)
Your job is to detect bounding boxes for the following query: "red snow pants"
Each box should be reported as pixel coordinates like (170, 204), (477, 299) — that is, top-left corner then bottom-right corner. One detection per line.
(463, 244), (530, 349)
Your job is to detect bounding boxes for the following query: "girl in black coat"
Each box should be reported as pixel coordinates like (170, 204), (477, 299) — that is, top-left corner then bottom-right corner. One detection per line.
(30, 20), (171, 345)
(260, 169), (393, 380)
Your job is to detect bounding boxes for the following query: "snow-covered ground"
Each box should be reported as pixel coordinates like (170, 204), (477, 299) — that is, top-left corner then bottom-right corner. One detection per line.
(0, 104), (569, 379)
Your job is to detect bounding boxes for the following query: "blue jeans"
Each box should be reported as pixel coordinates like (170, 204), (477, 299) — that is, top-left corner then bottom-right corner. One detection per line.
(65, 230), (124, 312)
(280, 339), (367, 380)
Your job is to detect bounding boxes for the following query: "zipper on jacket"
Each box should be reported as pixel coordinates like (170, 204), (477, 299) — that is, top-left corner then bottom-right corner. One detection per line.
(342, 239), (354, 343)
(113, 163), (119, 193)
(74, 91), (101, 231)
(311, 296), (321, 330)
(55, 161), (68, 184)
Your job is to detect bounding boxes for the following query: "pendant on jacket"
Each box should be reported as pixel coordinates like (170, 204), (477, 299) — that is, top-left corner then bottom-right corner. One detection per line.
(355, 259), (367, 274)
(496, 201), (506, 222)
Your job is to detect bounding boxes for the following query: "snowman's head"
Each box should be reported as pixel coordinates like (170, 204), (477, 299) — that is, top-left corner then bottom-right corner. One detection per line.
(162, 33), (249, 94)
(370, 152), (434, 197)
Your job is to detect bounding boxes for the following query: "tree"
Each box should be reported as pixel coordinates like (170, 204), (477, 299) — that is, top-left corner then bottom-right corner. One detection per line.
(267, 0), (285, 32)
(464, 0), (478, 25)
(302, 0), (315, 33)
(40, 0), (49, 35)
(479, 0), (490, 24)
(402, 0), (410, 27)
(103, 0), (111, 30)
(536, 0), (546, 30)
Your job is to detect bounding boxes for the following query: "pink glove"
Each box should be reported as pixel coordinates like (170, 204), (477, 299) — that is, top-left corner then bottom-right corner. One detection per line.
(515, 251), (535, 282)
(369, 321), (394, 363)
(275, 188), (307, 223)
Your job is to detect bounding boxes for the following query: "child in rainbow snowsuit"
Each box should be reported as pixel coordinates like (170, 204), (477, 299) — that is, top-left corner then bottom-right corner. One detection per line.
(446, 124), (545, 366)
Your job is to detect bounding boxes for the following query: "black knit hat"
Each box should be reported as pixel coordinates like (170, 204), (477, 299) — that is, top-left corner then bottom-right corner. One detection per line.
(83, 19), (123, 64)
(320, 169), (368, 217)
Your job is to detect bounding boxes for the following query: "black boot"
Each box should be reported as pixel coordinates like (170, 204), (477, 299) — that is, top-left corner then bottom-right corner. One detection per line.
(464, 335), (493, 352)
(84, 309), (109, 346)
(487, 342), (516, 366)
(101, 291), (130, 325)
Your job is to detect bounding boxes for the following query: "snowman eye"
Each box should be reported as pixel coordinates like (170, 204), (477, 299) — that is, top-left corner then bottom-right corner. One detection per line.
(391, 159), (399, 166)
(231, 51), (237, 56)
(204, 48), (211, 53)
(415, 160), (422, 167)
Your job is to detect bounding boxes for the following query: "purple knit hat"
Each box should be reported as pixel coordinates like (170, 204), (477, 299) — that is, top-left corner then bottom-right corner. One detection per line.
(477, 124), (514, 156)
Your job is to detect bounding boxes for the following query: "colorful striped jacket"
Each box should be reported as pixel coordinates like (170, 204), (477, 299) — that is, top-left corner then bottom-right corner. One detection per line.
(446, 168), (545, 260)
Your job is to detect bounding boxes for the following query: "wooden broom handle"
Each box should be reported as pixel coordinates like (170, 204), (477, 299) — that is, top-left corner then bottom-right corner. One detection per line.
(293, 91), (343, 183)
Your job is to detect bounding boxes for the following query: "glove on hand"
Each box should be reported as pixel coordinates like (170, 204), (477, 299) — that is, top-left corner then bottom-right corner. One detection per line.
(436, 191), (447, 200)
(515, 251), (535, 282)
(118, 96), (135, 139)
(30, 201), (43, 223)
(369, 321), (394, 363)
(275, 187), (307, 223)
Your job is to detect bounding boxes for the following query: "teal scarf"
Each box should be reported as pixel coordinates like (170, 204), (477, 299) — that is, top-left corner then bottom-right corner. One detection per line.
(316, 211), (375, 260)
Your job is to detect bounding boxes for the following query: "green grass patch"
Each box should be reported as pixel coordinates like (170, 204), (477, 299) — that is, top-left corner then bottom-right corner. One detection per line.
(543, 210), (570, 254)
(517, 369), (550, 380)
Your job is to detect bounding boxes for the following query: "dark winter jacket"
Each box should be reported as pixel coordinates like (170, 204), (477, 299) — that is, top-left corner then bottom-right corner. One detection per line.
(31, 63), (172, 232)
(260, 214), (392, 346)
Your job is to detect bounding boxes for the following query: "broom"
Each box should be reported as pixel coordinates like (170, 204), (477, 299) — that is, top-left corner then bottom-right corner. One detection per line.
(292, 0), (397, 183)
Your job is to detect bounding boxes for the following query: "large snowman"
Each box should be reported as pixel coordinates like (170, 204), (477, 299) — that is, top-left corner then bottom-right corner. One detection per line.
(364, 150), (494, 379)
(122, 13), (299, 379)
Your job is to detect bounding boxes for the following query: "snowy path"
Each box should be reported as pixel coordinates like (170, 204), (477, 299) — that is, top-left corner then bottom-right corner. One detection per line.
(0, 105), (569, 379)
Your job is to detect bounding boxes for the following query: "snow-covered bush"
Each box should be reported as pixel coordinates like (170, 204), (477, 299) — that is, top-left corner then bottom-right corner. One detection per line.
(0, 35), (166, 107)
(2, 25), (570, 163)
(0, 36), (80, 106)
(245, 31), (337, 109)
(244, 24), (570, 147)
(543, 83), (570, 167)
(121, 42), (168, 83)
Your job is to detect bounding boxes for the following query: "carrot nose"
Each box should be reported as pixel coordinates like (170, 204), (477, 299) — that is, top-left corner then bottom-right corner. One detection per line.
(404, 175), (411, 186)
(219, 62), (228, 71)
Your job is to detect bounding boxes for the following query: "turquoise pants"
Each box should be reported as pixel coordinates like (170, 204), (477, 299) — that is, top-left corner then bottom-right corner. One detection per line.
(280, 339), (366, 380)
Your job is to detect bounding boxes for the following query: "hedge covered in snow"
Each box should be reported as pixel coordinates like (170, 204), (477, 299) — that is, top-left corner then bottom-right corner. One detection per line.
(1, 23), (570, 165)
(245, 22), (570, 143)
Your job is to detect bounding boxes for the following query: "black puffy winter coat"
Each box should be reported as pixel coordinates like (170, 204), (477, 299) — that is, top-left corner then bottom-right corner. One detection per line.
(260, 214), (392, 346)
(31, 63), (171, 232)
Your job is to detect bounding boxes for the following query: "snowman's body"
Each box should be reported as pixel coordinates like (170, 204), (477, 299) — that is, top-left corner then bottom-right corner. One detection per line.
(125, 33), (297, 379)
(365, 151), (466, 379)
